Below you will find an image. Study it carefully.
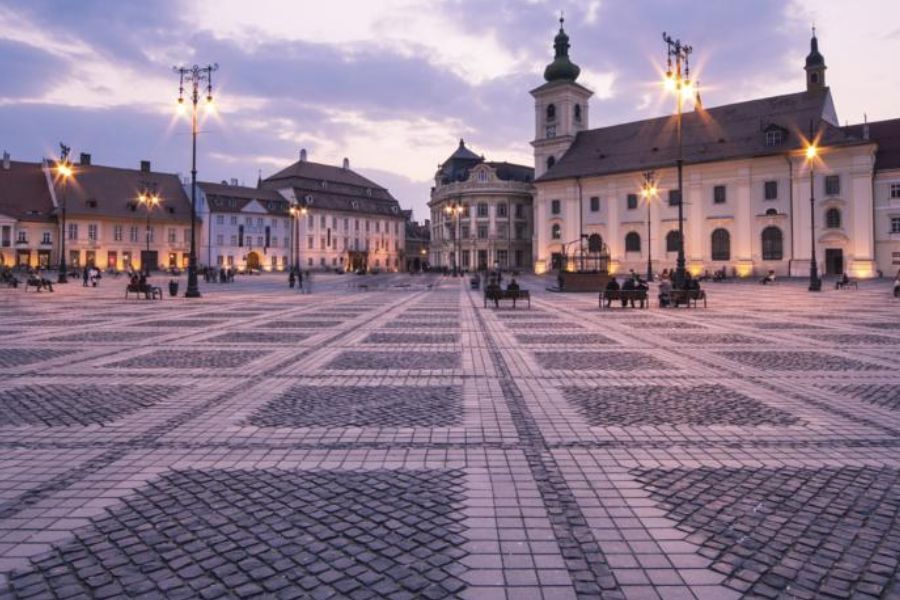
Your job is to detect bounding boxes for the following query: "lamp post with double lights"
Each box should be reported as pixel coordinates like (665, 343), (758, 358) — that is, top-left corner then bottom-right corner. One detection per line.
(640, 170), (658, 283)
(289, 201), (307, 274)
(174, 63), (218, 298)
(662, 32), (693, 289)
(137, 183), (161, 273)
(55, 143), (73, 283)
(805, 141), (822, 291)
(444, 201), (463, 276)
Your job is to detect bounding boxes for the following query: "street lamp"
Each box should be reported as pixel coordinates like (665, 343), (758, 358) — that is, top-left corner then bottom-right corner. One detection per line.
(444, 201), (463, 276)
(55, 143), (73, 283)
(174, 63), (218, 298)
(289, 201), (307, 273)
(805, 142), (821, 291)
(137, 183), (161, 273)
(641, 170), (658, 282)
(662, 32), (693, 289)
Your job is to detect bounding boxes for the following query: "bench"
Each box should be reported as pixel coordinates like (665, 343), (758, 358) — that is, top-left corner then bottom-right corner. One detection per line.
(835, 280), (858, 290)
(125, 283), (162, 299)
(599, 289), (648, 309)
(484, 289), (530, 309)
(667, 289), (707, 308)
(24, 276), (53, 292)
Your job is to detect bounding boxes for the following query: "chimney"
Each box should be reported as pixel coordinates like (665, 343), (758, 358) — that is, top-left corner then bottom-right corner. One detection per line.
(79, 152), (91, 165)
(863, 113), (870, 141)
(2, 151), (9, 171)
(140, 160), (151, 173)
(342, 157), (350, 170)
(300, 148), (307, 162)
(230, 178), (239, 186)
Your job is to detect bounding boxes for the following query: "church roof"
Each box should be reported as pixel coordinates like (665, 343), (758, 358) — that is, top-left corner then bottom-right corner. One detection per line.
(543, 17), (581, 83)
(537, 88), (864, 183)
(437, 140), (534, 185)
(844, 118), (900, 171)
(0, 161), (55, 222)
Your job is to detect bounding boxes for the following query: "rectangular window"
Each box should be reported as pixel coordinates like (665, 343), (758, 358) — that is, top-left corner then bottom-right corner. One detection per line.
(462, 204), (470, 218)
(514, 249), (523, 267)
(375, 221), (380, 233)
(764, 180), (778, 200)
(668, 189), (681, 206)
(496, 203), (508, 218)
(825, 175), (841, 196)
(68, 224), (78, 240)
(477, 225), (488, 239)
(87, 224), (98, 241)
(245, 217), (252, 225)
(42, 232), (51, 244)
(129, 226), (139, 242)
(147, 227), (155, 243)
(891, 217), (900, 233)
(216, 234), (224, 245)
(589, 196), (600, 212)
(496, 249), (508, 267)
(168, 228), (176, 243)
(713, 185), (727, 204)
(216, 215), (224, 225)
(496, 223), (508, 238)
(184, 229), (191, 243)
(230, 235), (237, 246)
(308, 214), (314, 227)
(460, 224), (470, 239)
(257, 217), (264, 227)
(16, 230), (27, 243)
(891, 184), (900, 199)
(113, 225), (123, 241)
(307, 237), (313, 249)
(477, 203), (488, 217)
(514, 203), (524, 218)
(551, 199), (561, 215)
(515, 224), (525, 240)
(626, 194), (638, 210)
(365, 221), (370, 232)
(230, 215), (238, 225)
(320, 215), (326, 228)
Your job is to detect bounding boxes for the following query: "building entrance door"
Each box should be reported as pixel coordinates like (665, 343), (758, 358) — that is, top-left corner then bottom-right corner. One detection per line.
(825, 248), (843, 275)
(347, 251), (368, 273)
(246, 252), (261, 271)
(140, 250), (158, 272)
(38, 250), (51, 268)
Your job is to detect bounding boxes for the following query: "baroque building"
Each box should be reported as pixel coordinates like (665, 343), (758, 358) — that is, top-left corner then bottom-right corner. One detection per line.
(429, 140), (534, 272)
(531, 22), (900, 278)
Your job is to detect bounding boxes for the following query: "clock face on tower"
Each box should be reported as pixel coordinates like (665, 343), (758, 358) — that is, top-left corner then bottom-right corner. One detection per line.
(546, 125), (556, 138)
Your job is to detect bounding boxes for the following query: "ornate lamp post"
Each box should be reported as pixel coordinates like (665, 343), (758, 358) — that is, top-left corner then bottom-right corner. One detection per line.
(641, 170), (658, 282)
(662, 32), (693, 289)
(55, 143), (73, 283)
(174, 63), (218, 298)
(137, 183), (161, 273)
(805, 142), (821, 291)
(444, 201), (463, 276)
(289, 201), (307, 273)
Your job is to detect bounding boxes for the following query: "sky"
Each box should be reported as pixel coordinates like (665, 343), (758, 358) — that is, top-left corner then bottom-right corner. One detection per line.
(1, 0), (899, 220)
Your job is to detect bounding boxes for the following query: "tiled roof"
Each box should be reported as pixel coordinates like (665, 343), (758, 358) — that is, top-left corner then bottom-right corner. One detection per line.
(0, 161), (55, 222)
(538, 89), (864, 182)
(844, 118), (900, 171)
(52, 164), (194, 223)
(198, 182), (287, 214)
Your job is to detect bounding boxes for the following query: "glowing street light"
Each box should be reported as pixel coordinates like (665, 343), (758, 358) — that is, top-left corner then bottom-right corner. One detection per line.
(805, 139), (822, 291)
(444, 201), (463, 276)
(174, 62), (218, 298)
(662, 31), (693, 289)
(55, 143), (73, 283)
(137, 184), (162, 267)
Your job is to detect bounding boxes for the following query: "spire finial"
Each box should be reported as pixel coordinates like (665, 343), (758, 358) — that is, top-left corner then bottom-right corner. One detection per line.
(559, 10), (564, 29)
(812, 23), (816, 37)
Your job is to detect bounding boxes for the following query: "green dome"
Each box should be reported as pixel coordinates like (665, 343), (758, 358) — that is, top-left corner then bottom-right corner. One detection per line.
(543, 18), (581, 82)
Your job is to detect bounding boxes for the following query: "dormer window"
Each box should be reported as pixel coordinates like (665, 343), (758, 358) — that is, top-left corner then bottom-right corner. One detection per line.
(477, 170), (488, 183)
(764, 126), (786, 147)
(320, 180), (327, 189)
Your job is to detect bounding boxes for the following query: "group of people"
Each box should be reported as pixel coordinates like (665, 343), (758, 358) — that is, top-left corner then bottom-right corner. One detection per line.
(484, 276), (521, 307)
(202, 267), (236, 284)
(604, 270), (650, 307)
(288, 269), (313, 294)
(81, 265), (101, 287)
(603, 269), (703, 308)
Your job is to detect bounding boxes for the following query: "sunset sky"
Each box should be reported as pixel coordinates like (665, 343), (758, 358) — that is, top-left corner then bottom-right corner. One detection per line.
(1, 0), (898, 219)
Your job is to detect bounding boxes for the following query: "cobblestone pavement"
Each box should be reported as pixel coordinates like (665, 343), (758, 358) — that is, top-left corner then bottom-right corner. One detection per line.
(0, 273), (898, 599)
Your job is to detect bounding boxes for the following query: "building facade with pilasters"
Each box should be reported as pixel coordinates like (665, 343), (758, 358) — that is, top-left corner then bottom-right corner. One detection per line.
(531, 23), (891, 278)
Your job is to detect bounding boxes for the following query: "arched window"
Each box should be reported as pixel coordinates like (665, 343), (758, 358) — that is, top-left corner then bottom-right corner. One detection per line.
(625, 231), (641, 252)
(665, 230), (681, 253)
(546, 156), (556, 170)
(588, 233), (603, 253)
(574, 103), (582, 122)
(765, 208), (778, 216)
(546, 104), (556, 121)
(551, 224), (561, 240)
(761, 226), (783, 260)
(711, 228), (730, 261)
(826, 207), (841, 229)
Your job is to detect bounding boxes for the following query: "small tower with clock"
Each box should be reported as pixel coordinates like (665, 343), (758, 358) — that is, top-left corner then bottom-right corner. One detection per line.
(531, 16), (593, 179)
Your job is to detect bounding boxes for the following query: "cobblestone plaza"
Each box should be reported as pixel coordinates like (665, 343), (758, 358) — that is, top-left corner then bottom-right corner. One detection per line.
(0, 274), (898, 599)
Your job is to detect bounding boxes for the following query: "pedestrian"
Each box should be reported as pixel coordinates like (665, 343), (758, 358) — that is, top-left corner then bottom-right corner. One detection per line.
(296, 269), (303, 292)
(82, 267), (89, 287)
(289, 270), (296, 289)
(304, 270), (312, 294)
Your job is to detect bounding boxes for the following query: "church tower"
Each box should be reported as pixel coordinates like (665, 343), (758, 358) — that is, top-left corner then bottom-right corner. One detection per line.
(805, 27), (827, 91)
(531, 17), (593, 179)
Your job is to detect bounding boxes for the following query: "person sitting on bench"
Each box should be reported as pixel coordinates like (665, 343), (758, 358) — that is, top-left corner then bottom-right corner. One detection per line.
(659, 277), (672, 307)
(506, 279), (521, 308)
(485, 281), (502, 308)
(621, 276), (637, 307)
(836, 272), (850, 289)
(760, 270), (776, 285)
(604, 277), (620, 308)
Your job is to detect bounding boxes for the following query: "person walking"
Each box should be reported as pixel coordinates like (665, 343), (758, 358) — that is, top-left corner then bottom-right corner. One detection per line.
(289, 270), (296, 289)
(82, 267), (89, 287)
(304, 270), (312, 294)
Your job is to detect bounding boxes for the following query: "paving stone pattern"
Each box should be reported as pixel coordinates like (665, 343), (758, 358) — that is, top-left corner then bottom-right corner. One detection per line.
(632, 466), (900, 599)
(249, 385), (463, 427)
(0, 384), (180, 427)
(1, 274), (899, 600)
(563, 384), (803, 427)
(3, 469), (469, 600)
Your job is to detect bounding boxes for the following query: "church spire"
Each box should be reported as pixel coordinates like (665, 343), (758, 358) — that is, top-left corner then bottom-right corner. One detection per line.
(805, 26), (826, 91)
(543, 14), (581, 83)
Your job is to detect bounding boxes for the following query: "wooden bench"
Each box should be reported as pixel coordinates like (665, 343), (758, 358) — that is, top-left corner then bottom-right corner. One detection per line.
(125, 283), (162, 299)
(667, 289), (707, 308)
(24, 276), (53, 292)
(599, 289), (648, 309)
(484, 289), (531, 309)
(835, 280), (858, 290)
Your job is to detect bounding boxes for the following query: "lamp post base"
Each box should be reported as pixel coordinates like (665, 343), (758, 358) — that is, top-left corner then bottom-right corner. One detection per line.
(808, 266), (821, 292)
(57, 262), (68, 284)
